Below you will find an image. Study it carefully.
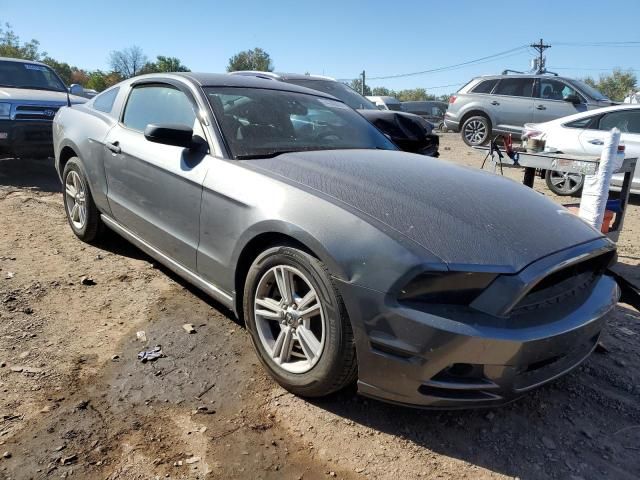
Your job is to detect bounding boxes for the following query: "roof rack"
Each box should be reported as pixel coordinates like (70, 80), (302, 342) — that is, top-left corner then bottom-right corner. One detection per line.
(501, 69), (558, 76)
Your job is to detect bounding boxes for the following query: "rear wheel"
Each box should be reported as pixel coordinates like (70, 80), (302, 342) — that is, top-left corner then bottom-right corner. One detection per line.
(62, 157), (103, 242)
(461, 115), (491, 146)
(243, 246), (357, 397)
(545, 170), (584, 196)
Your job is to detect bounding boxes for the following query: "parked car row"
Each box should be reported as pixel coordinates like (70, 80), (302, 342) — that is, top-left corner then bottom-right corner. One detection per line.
(49, 71), (620, 409)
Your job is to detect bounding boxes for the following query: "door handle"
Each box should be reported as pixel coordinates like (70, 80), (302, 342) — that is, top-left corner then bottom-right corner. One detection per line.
(536, 105), (547, 110)
(588, 139), (604, 145)
(106, 141), (121, 154)
(491, 101), (500, 106)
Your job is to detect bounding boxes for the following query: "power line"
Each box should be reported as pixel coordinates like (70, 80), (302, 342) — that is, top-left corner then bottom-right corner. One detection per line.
(365, 45), (529, 80)
(554, 41), (640, 47)
(550, 67), (640, 71)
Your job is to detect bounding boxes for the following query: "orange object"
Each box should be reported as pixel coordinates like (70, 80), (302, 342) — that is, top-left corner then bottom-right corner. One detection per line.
(566, 206), (614, 233)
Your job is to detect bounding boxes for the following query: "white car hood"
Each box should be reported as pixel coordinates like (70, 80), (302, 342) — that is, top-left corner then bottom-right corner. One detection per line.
(0, 87), (86, 104)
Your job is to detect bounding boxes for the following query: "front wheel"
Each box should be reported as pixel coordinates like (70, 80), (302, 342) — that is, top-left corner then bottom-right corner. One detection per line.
(461, 115), (491, 146)
(545, 170), (584, 196)
(62, 157), (103, 242)
(243, 246), (357, 397)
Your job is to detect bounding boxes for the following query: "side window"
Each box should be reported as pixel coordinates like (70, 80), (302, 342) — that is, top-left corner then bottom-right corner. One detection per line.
(122, 84), (196, 132)
(471, 79), (499, 94)
(92, 87), (119, 114)
(538, 79), (580, 101)
(598, 110), (640, 134)
(564, 116), (596, 129)
(493, 78), (534, 97)
(431, 106), (445, 116)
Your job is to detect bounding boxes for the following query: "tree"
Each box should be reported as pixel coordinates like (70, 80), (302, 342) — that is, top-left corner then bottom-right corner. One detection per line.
(584, 69), (637, 102)
(348, 78), (371, 96)
(0, 22), (44, 60)
(108, 46), (148, 78)
(226, 48), (273, 72)
(85, 70), (122, 92)
(395, 88), (431, 102)
(140, 55), (190, 74)
(371, 86), (392, 96)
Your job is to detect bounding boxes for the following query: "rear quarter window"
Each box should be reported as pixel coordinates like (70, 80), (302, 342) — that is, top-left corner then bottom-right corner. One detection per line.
(471, 79), (499, 94)
(92, 87), (120, 114)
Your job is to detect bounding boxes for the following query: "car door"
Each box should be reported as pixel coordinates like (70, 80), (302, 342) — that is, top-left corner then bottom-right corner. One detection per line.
(534, 78), (588, 123)
(579, 108), (640, 189)
(103, 81), (210, 270)
(490, 77), (535, 134)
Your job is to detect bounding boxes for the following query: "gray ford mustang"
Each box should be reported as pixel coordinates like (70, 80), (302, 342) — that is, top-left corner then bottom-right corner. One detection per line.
(53, 73), (619, 408)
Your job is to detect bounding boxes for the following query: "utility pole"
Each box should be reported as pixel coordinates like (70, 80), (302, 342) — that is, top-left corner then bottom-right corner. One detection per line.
(361, 70), (366, 95)
(530, 38), (551, 73)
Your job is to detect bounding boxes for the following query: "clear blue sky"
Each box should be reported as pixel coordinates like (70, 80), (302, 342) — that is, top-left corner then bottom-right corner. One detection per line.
(2, 0), (639, 93)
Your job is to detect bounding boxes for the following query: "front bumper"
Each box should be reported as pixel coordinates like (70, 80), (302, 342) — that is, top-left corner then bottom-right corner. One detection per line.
(336, 273), (619, 409)
(0, 120), (54, 158)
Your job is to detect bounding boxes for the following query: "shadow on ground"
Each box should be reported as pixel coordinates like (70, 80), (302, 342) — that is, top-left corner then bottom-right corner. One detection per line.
(0, 156), (61, 192)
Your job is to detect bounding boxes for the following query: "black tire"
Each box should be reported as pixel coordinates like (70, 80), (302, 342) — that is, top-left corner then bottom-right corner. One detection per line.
(62, 157), (103, 242)
(461, 115), (491, 146)
(243, 246), (357, 397)
(545, 169), (585, 196)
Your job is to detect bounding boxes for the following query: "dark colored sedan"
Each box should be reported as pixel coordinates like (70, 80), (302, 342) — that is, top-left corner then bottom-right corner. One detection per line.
(53, 73), (619, 408)
(230, 71), (440, 157)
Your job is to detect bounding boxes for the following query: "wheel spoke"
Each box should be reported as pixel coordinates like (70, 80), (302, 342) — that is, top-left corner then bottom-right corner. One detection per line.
(255, 297), (283, 320)
(299, 303), (320, 319)
(274, 266), (294, 304)
(79, 205), (86, 226)
(272, 326), (293, 364)
(71, 204), (79, 222)
(296, 290), (317, 311)
(296, 325), (321, 362)
(72, 173), (80, 193)
(65, 185), (77, 199)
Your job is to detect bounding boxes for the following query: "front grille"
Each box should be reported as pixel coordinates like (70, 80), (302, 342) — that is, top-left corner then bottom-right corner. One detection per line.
(14, 105), (60, 121)
(511, 250), (615, 315)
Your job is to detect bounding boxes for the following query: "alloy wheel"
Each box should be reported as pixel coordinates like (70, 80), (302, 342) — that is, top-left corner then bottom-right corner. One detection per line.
(65, 170), (87, 230)
(549, 170), (583, 195)
(254, 265), (326, 374)
(463, 119), (488, 145)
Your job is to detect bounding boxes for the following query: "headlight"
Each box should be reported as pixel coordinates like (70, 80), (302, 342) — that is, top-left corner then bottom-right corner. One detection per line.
(398, 271), (497, 305)
(0, 103), (10, 118)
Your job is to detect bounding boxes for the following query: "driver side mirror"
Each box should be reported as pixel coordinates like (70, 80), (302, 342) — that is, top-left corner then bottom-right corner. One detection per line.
(144, 124), (194, 148)
(69, 84), (84, 97)
(563, 93), (581, 105)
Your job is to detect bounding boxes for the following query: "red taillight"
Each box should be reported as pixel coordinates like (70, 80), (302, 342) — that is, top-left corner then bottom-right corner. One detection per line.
(449, 95), (457, 104)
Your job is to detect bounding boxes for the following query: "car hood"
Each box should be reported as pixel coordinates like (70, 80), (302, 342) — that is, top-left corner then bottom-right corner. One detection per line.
(358, 109), (434, 138)
(244, 149), (603, 272)
(0, 87), (87, 105)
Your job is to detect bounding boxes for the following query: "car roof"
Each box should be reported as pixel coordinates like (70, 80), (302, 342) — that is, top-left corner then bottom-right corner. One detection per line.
(542, 103), (639, 126)
(0, 56), (48, 66)
(229, 71), (338, 82)
(136, 72), (341, 100)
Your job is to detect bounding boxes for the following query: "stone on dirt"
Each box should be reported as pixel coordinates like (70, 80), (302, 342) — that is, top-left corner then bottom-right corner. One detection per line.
(136, 331), (147, 343)
(182, 323), (196, 334)
(185, 456), (200, 464)
(79, 276), (95, 286)
(2, 451), (11, 459)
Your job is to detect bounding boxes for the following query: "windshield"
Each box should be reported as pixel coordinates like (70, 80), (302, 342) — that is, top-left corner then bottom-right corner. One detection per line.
(0, 60), (66, 92)
(204, 87), (396, 159)
(572, 79), (610, 102)
(284, 79), (377, 110)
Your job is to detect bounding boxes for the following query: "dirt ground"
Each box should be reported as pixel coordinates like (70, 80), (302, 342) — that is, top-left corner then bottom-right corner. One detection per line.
(0, 134), (638, 480)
